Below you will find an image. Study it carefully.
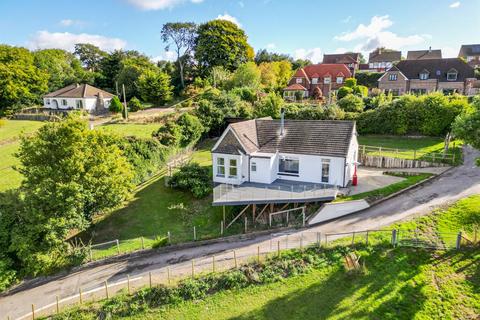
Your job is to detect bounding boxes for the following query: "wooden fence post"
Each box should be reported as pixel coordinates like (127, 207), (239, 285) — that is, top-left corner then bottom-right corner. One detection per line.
(212, 256), (216, 272)
(391, 230), (397, 247)
(221, 221), (224, 236)
(116, 239), (120, 255)
(149, 272), (152, 288)
(277, 241), (280, 257)
(167, 231), (171, 244)
(141, 237), (144, 250)
(193, 226), (197, 241)
(56, 295), (60, 314)
(456, 232), (462, 249)
(244, 216), (248, 233)
(105, 281), (109, 299)
(127, 275), (131, 295)
(31, 304), (35, 320)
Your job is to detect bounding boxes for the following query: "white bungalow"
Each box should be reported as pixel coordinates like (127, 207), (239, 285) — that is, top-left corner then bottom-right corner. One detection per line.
(43, 84), (115, 114)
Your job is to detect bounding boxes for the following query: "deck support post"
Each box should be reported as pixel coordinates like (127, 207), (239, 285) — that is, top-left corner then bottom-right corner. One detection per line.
(252, 204), (256, 222)
(270, 203), (274, 213)
(223, 206), (226, 223)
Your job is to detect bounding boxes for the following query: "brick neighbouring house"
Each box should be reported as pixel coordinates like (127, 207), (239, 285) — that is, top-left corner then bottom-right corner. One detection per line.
(367, 48), (402, 72)
(283, 64), (352, 101)
(378, 58), (476, 96)
(323, 53), (360, 75)
(458, 44), (480, 68)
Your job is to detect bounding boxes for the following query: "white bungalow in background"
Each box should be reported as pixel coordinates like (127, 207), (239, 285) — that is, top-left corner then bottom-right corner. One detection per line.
(43, 83), (115, 114)
(211, 111), (359, 206)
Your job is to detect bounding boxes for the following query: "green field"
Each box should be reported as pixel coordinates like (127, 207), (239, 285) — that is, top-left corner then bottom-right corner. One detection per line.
(49, 196), (480, 320)
(95, 122), (161, 138)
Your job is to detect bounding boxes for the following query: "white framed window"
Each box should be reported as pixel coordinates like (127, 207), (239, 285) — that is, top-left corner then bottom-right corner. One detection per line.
(229, 159), (238, 178)
(419, 72), (429, 80)
(321, 159), (330, 183)
(279, 157), (299, 176)
(295, 78), (303, 84)
(75, 100), (83, 109)
(369, 63), (374, 69)
(447, 72), (458, 81)
(62, 99), (68, 106)
(46, 99), (50, 105)
(217, 158), (225, 177)
(388, 74), (397, 81)
(312, 78), (318, 84)
(336, 77), (344, 84)
(324, 77), (331, 84)
(251, 162), (257, 172)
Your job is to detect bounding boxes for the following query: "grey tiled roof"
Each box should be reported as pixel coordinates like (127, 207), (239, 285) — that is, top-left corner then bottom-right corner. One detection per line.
(406, 49), (442, 60)
(395, 58), (475, 81)
(213, 119), (355, 158)
(369, 50), (401, 63)
(458, 44), (480, 57)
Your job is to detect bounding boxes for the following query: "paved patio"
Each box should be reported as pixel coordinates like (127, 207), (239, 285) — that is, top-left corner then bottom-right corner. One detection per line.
(346, 168), (405, 195)
(213, 179), (338, 206)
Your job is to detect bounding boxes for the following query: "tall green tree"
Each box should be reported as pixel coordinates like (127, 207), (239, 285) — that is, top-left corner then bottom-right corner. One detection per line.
(116, 55), (157, 100)
(161, 22), (197, 89)
(195, 19), (254, 74)
(97, 50), (146, 93)
(137, 69), (173, 105)
(231, 62), (261, 88)
(0, 45), (48, 114)
(74, 43), (107, 72)
(254, 49), (292, 64)
(13, 117), (133, 274)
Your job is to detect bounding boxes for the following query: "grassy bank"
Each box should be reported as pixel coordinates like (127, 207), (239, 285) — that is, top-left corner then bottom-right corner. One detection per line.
(46, 196), (480, 320)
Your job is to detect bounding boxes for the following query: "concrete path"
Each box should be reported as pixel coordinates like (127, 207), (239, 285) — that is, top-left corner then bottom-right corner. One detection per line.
(1, 146), (479, 320)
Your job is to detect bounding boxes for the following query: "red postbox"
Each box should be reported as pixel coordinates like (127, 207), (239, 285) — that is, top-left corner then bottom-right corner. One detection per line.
(352, 164), (358, 186)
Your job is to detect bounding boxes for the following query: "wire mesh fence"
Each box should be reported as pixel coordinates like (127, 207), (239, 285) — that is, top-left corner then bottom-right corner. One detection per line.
(12, 228), (477, 320)
(359, 144), (457, 165)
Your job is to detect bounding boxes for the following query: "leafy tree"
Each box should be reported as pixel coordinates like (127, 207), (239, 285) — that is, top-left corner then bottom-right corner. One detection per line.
(453, 96), (480, 149)
(254, 49), (292, 64)
(137, 69), (173, 106)
(292, 58), (312, 70)
(168, 163), (211, 198)
(74, 43), (107, 72)
(195, 19), (254, 74)
(209, 66), (233, 89)
(116, 55), (157, 100)
(258, 60), (293, 92)
(14, 117), (133, 274)
(0, 45), (49, 114)
(109, 96), (123, 113)
(161, 22), (197, 89)
(231, 62), (261, 88)
(195, 99), (225, 136)
(34, 49), (88, 91)
(254, 92), (284, 118)
(153, 121), (183, 146)
(177, 113), (204, 146)
(128, 97), (143, 112)
(338, 94), (365, 113)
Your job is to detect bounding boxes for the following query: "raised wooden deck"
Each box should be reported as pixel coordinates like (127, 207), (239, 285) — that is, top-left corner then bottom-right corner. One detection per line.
(212, 179), (338, 206)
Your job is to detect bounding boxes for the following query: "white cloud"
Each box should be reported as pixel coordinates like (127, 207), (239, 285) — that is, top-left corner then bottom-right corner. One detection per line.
(152, 51), (176, 62)
(335, 15), (426, 52)
(449, 1), (460, 8)
(266, 43), (276, 49)
(126, 0), (202, 10)
(59, 19), (86, 27)
(28, 31), (126, 52)
(216, 13), (241, 27)
(294, 48), (322, 64)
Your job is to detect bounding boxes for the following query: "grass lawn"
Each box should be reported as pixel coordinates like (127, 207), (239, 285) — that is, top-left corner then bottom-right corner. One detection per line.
(335, 173), (432, 203)
(358, 135), (462, 164)
(52, 196), (480, 320)
(0, 119), (44, 142)
(95, 122), (161, 138)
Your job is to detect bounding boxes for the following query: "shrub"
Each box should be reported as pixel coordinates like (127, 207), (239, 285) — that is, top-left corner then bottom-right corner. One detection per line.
(109, 96), (123, 113)
(254, 92), (284, 118)
(168, 163), (211, 198)
(231, 87), (257, 103)
(153, 122), (182, 147)
(151, 236), (168, 249)
(338, 94), (364, 113)
(177, 113), (204, 147)
(128, 97), (143, 112)
(0, 258), (16, 292)
(337, 86), (353, 99)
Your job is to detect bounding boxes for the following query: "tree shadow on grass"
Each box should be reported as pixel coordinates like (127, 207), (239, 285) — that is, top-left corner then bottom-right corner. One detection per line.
(230, 246), (434, 320)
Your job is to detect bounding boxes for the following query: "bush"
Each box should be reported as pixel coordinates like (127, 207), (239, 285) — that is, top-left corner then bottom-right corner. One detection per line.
(231, 87), (257, 103)
(151, 236), (168, 249)
(254, 92), (284, 118)
(337, 86), (353, 99)
(109, 96), (123, 113)
(168, 163), (211, 198)
(177, 113), (204, 147)
(153, 122), (182, 146)
(0, 258), (16, 292)
(338, 94), (364, 113)
(128, 97), (143, 112)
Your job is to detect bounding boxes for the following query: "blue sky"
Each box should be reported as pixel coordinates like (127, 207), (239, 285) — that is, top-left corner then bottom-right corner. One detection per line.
(0, 0), (479, 62)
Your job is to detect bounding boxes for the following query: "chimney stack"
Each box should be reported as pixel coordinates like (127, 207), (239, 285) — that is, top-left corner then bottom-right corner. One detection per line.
(280, 107), (285, 137)
(428, 46), (432, 53)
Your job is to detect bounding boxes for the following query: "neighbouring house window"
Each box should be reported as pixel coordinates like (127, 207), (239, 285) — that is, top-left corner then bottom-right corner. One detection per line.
(388, 74), (397, 81)
(411, 89), (427, 95)
(386, 62), (393, 68)
(324, 77), (331, 84)
(321, 159), (330, 183)
(76, 100), (83, 109)
(46, 99), (50, 105)
(348, 63), (354, 68)
(62, 99), (68, 106)
(296, 78), (302, 84)
(251, 162), (257, 172)
(312, 78), (318, 84)
(419, 72), (429, 80)
(391, 89), (400, 96)
(217, 157), (225, 177)
(279, 157), (299, 175)
(447, 72), (458, 81)
(369, 63), (374, 69)
(229, 159), (238, 178)
(336, 77), (344, 84)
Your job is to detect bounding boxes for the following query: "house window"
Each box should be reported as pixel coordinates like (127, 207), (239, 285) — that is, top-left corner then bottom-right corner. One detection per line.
(296, 78), (302, 84)
(411, 89), (427, 95)
(321, 159), (330, 183)
(447, 72), (458, 81)
(76, 100), (83, 109)
(62, 99), (68, 106)
(46, 99), (50, 105)
(388, 74), (397, 81)
(369, 63), (374, 69)
(229, 159), (238, 178)
(336, 77), (344, 84)
(216, 158), (225, 177)
(391, 89), (400, 96)
(324, 77), (331, 84)
(251, 162), (257, 172)
(279, 157), (299, 176)
(312, 78), (318, 84)
(419, 72), (429, 80)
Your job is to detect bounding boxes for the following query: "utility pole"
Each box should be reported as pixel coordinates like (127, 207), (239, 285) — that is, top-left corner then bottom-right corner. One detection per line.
(115, 81), (119, 96)
(122, 84), (128, 120)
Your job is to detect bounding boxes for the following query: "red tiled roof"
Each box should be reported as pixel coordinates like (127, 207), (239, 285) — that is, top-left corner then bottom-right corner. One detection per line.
(284, 84), (307, 91)
(293, 64), (352, 81)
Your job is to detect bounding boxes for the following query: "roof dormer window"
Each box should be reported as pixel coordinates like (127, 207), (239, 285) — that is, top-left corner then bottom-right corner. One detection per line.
(312, 78), (318, 84)
(324, 76), (331, 84)
(447, 69), (458, 81)
(296, 78), (302, 84)
(419, 70), (430, 80)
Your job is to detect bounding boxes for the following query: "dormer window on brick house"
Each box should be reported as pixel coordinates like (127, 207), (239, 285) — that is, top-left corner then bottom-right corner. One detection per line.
(419, 69), (430, 80)
(388, 73), (398, 81)
(447, 68), (458, 81)
(312, 78), (318, 84)
(336, 74), (344, 84)
(324, 76), (331, 84)
(296, 78), (303, 84)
